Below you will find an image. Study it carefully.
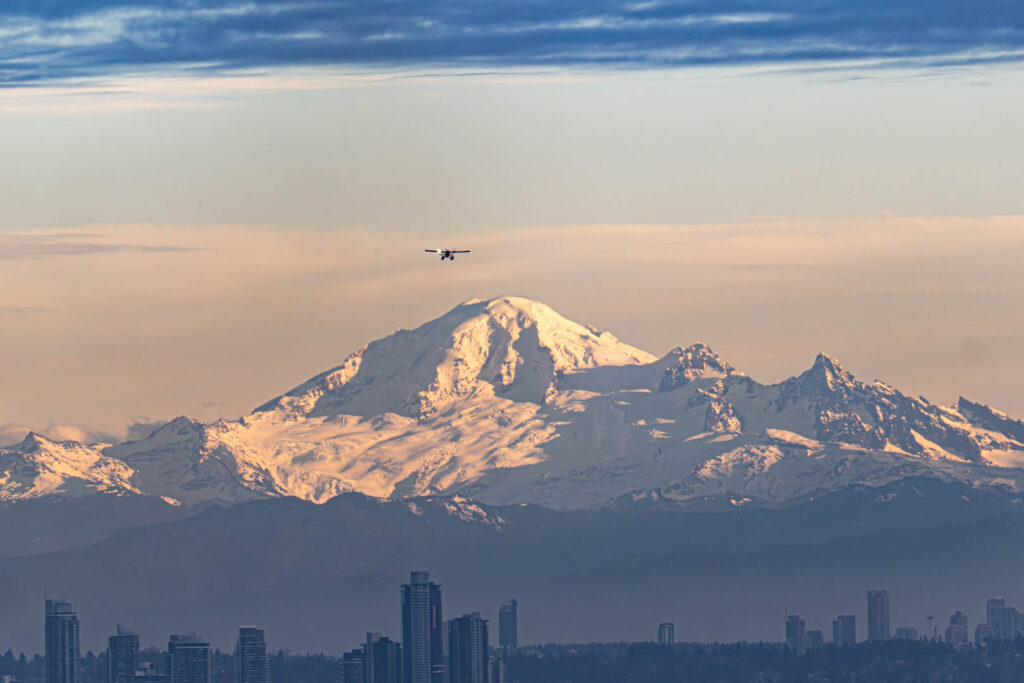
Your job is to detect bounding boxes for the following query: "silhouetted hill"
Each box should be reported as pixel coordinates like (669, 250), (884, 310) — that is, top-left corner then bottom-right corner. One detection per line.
(1, 480), (1022, 653)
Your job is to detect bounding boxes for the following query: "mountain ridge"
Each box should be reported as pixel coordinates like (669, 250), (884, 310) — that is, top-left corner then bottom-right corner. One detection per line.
(3, 478), (1024, 652)
(2, 296), (1023, 511)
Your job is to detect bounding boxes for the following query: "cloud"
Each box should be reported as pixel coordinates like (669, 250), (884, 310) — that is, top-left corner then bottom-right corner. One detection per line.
(0, 422), (119, 446)
(124, 418), (170, 442)
(0, 232), (195, 260)
(1, 217), (1024, 439)
(0, 0), (1022, 84)
(0, 418), (170, 447)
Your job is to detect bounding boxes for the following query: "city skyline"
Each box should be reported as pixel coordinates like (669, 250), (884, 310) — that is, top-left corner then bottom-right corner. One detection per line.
(16, 579), (1024, 683)
(30, 581), (1024, 660)
(1, 3), (1021, 682)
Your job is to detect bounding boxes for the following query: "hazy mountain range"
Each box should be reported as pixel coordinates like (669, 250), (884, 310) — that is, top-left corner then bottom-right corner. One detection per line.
(4, 296), (1024, 512)
(2, 296), (1024, 652)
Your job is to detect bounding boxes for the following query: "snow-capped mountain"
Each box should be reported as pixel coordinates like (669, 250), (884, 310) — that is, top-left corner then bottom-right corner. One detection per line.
(2, 296), (1024, 510)
(0, 433), (136, 501)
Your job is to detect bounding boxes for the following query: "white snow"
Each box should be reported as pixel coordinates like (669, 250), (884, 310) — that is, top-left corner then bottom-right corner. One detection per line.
(4, 296), (1024, 511)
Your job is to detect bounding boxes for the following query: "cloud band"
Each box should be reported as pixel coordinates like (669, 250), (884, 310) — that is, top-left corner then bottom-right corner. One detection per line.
(0, 0), (1022, 84)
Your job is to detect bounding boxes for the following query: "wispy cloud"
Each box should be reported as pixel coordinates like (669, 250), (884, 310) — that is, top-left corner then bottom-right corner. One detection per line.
(1, 217), (1023, 436)
(0, 422), (119, 446)
(0, 232), (196, 260)
(0, 0), (1021, 84)
(2, 216), (1024, 436)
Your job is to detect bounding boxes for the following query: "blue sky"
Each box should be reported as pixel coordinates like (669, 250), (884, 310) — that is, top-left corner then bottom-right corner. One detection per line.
(0, 1), (1022, 438)
(1, 0), (1022, 84)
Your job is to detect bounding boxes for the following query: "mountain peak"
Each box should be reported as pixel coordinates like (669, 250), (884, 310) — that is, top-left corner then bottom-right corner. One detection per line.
(7, 298), (1024, 512)
(682, 342), (721, 361)
(12, 431), (83, 453)
(812, 352), (843, 370)
(262, 296), (656, 419)
(657, 342), (736, 391)
(806, 353), (856, 390)
(155, 416), (205, 436)
(14, 431), (48, 451)
(957, 397), (1024, 443)
(447, 296), (562, 323)
(774, 352), (859, 409)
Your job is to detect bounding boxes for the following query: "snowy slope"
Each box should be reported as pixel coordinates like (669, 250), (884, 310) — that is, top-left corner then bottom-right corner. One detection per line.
(0, 433), (137, 501)
(2, 296), (1024, 510)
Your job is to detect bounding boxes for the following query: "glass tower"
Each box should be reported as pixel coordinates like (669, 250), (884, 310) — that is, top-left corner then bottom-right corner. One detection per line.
(169, 634), (211, 683)
(401, 571), (443, 683)
(235, 627), (268, 683)
(45, 599), (80, 683)
(867, 590), (891, 641)
(448, 613), (489, 683)
(108, 626), (140, 683)
(498, 601), (518, 655)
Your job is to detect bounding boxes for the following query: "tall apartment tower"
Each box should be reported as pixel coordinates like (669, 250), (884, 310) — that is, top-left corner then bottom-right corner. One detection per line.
(45, 599), (81, 683)
(448, 613), (489, 683)
(497, 600), (518, 655)
(867, 591), (891, 640)
(657, 623), (675, 647)
(784, 615), (806, 655)
(401, 571), (444, 683)
(235, 627), (269, 683)
(986, 598), (1019, 640)
(945, 612), (969, 648)
(488, 659), (508, 683)
(342, 650), (365, 683)
(169, 635), (211, 683)
(986, 598), (1005, 628)
(108, 626), (140, 683)
(363, 633), (402, 683)
(832, 615), (856, 646)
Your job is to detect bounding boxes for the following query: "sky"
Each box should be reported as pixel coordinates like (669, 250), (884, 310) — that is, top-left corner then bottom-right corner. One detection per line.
(0, 0), (1022, 441)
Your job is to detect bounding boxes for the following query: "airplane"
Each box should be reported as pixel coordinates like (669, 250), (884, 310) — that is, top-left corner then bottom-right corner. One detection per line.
(426, 248), (471, 261)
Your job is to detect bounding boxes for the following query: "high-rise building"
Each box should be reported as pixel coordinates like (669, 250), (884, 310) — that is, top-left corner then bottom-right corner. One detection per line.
(401, 571), (444, 683)
(945, 612), (968, 648)
(169, 635), (211, 683)
(108, 626), (140, 683)
(133, 664), (171, 683)
(805, 630), (823, 651)
(832, 615), (856, 646)
(498, 601), (518, 655)
(488, 659), (508, 683)
(235, 627), (268, 683)
(867, 591), (891, 641)
(45, 599), (81, 683)
(894, 626), (918, 640)
(342, 649), (365, 683)
(364, 633), (402, 683)
(785, 615), (806, 655)
(986, 598), (1005, 629)
(448, 613), (489, 683)
(657, 623), (674, 647)
(975, 623), (995, 646)
(987, 600), (1019, 641)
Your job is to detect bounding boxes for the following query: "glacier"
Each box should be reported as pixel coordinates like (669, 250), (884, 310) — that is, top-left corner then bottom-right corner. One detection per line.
(3, 295), (1024, 511)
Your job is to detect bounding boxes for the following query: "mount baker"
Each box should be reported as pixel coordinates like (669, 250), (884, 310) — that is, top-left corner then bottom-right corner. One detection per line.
(4, 296), (1024, 511)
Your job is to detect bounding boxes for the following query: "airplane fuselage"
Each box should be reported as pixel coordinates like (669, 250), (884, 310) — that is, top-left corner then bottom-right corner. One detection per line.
(426, 248), (469, 261)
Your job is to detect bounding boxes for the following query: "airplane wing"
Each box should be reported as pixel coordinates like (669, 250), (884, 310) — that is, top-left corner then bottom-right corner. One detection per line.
(425, 249), (440, 253)
(450, 250), (471, 253)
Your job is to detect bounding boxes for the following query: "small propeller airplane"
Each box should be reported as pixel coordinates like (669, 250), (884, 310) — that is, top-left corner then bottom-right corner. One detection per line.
(426, 248), (471, 261)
